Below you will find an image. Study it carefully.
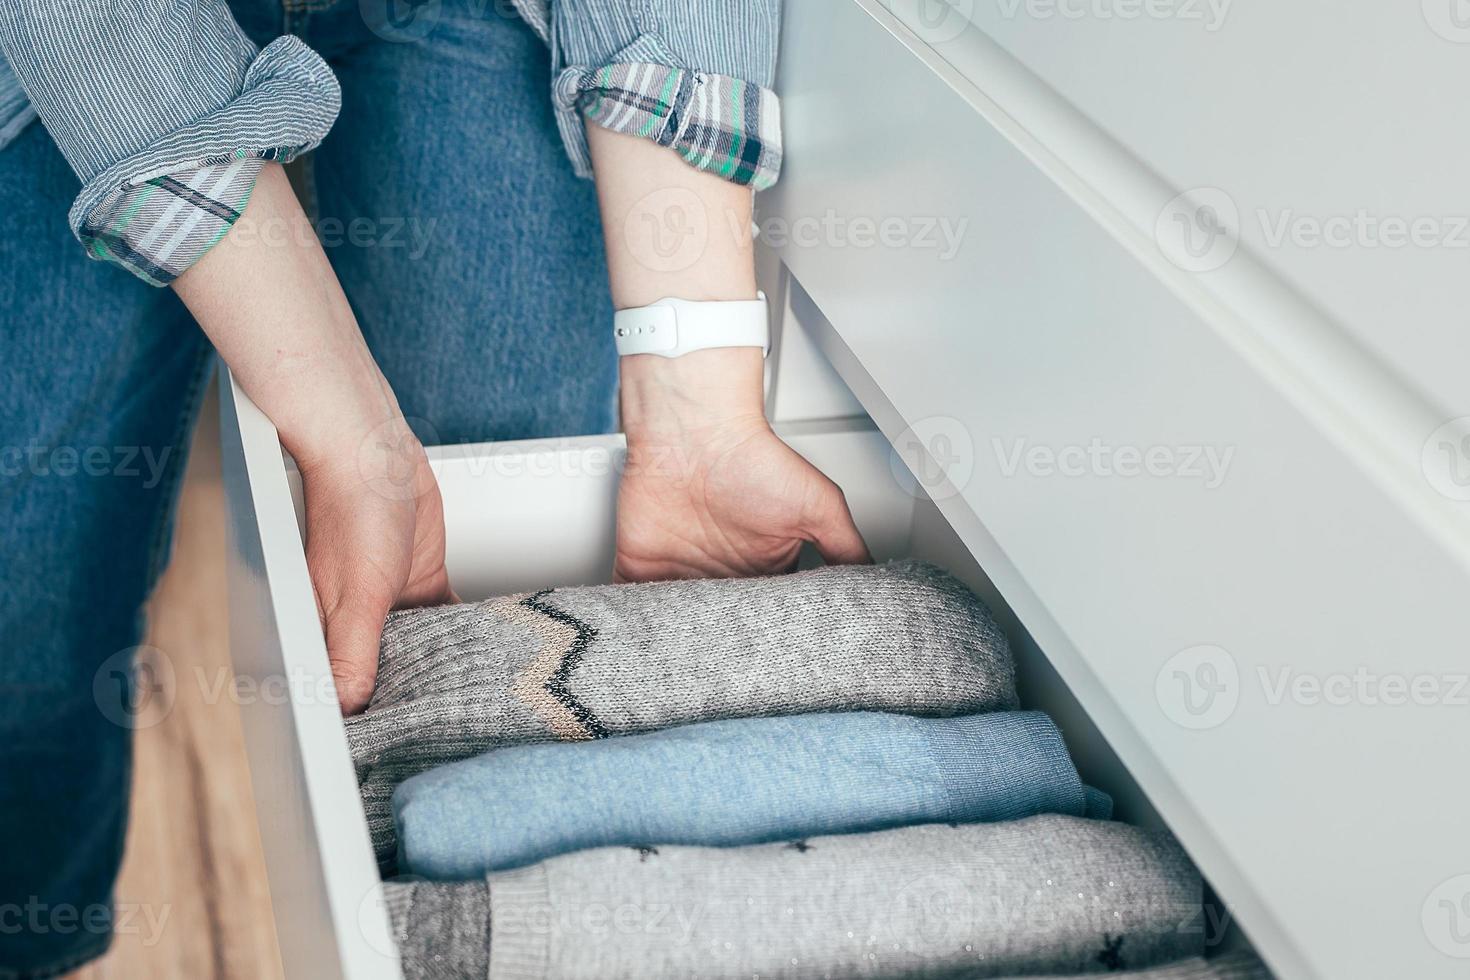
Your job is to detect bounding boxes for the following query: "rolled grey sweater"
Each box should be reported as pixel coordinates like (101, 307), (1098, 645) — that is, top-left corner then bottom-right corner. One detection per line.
(1023, 952), (1274, 979)
(383, 814), (1204, 980)
(351, 560), (1018, 868)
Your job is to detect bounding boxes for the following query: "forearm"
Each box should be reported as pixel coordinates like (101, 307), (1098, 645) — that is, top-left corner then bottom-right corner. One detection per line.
(172, 163), (403, 471)
(586, 124), (765, 435)
(587, 123), (757, 307)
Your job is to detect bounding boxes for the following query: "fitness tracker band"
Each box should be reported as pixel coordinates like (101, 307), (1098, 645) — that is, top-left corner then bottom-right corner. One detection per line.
(613, 293), (769, 358)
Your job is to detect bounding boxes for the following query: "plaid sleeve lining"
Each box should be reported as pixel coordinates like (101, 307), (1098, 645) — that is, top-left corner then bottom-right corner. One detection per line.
(556, 62), (783, 191)
(71, 35), (339, 286)
(83, 153), (263, 286)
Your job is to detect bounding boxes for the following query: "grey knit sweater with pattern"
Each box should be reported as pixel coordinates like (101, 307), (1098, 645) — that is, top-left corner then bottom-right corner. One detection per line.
(349, 560), (1019, 869)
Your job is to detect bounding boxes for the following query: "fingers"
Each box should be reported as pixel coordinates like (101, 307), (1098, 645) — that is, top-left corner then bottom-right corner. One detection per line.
(318, 586), (391, 715)
(806, 482), (872, 567)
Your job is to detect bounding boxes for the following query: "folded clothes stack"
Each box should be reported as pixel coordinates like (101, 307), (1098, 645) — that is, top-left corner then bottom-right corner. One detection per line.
(351, 561), (1259, 979)
(350, 560), (1018, 870)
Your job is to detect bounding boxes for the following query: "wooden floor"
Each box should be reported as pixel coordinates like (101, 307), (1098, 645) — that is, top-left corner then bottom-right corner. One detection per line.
(70, 390), (285, 980)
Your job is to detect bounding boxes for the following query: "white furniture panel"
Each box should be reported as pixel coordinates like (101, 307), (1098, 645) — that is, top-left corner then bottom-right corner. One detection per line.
(936, 0), (1470, 418)
(759, 247), (869, 423)
(766, 3), (1470, 977)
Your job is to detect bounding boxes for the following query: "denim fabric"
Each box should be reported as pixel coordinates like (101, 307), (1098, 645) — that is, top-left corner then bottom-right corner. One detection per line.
(0, 119), (209, 980)
(275, 0), (618, 441)
(0, 3), (614, 974)
(393, 711), (1112, 881)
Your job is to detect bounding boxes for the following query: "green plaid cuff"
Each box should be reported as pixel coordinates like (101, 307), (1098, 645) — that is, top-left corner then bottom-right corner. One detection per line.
(558, 63), (782, 190)
(78, 152), (271, 286)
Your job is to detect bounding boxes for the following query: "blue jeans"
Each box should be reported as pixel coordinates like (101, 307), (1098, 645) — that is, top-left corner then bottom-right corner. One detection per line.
(0, 2), (615, 974)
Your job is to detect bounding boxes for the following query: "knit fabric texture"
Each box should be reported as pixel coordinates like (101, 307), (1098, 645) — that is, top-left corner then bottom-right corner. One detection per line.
(352, 559), (1018, 870)
(393, 710), (1108, 880)
(381, 878), (490, 980)
(1024, 951), (1275, 980)
(381, 814), (1203, 980)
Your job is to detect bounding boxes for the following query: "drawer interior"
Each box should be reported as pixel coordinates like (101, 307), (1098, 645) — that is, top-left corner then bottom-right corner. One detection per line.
(223, 381), (1250, 978)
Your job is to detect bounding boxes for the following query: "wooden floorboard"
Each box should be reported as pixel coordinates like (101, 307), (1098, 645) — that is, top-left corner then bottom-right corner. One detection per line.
(69, 389), (284, 980)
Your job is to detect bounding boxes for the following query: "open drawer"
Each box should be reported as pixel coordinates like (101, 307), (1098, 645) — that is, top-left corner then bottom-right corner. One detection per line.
(221, 368), (1236, 979)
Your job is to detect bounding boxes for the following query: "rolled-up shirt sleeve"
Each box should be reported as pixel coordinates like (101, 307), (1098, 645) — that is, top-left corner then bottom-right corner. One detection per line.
(0, 1), (339, 285)
(547, 0), (782, 190)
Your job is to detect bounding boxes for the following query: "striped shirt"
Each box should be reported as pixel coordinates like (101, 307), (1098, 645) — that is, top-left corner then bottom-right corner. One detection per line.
(0, 0), (780, 285)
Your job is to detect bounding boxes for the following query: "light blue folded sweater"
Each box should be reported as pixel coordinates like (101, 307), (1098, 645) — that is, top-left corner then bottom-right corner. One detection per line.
(394, 710), (1110, 880)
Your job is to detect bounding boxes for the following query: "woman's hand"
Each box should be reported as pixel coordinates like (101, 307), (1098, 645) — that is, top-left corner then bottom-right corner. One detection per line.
(615, 348), (869, 581)
(174, 162), (453, 713)
(297, 428), (454, 712)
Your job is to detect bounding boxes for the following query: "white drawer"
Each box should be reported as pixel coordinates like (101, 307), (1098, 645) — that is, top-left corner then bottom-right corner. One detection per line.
(221, 369), (1205, 979)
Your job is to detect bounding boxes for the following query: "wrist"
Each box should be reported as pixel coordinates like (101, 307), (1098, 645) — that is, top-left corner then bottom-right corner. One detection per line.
(620, 348), (767, 444)
(276, 365), (419, 490)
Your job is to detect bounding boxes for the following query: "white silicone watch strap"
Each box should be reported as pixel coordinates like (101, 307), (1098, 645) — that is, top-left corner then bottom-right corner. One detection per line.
(613, 293), (769, 358)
